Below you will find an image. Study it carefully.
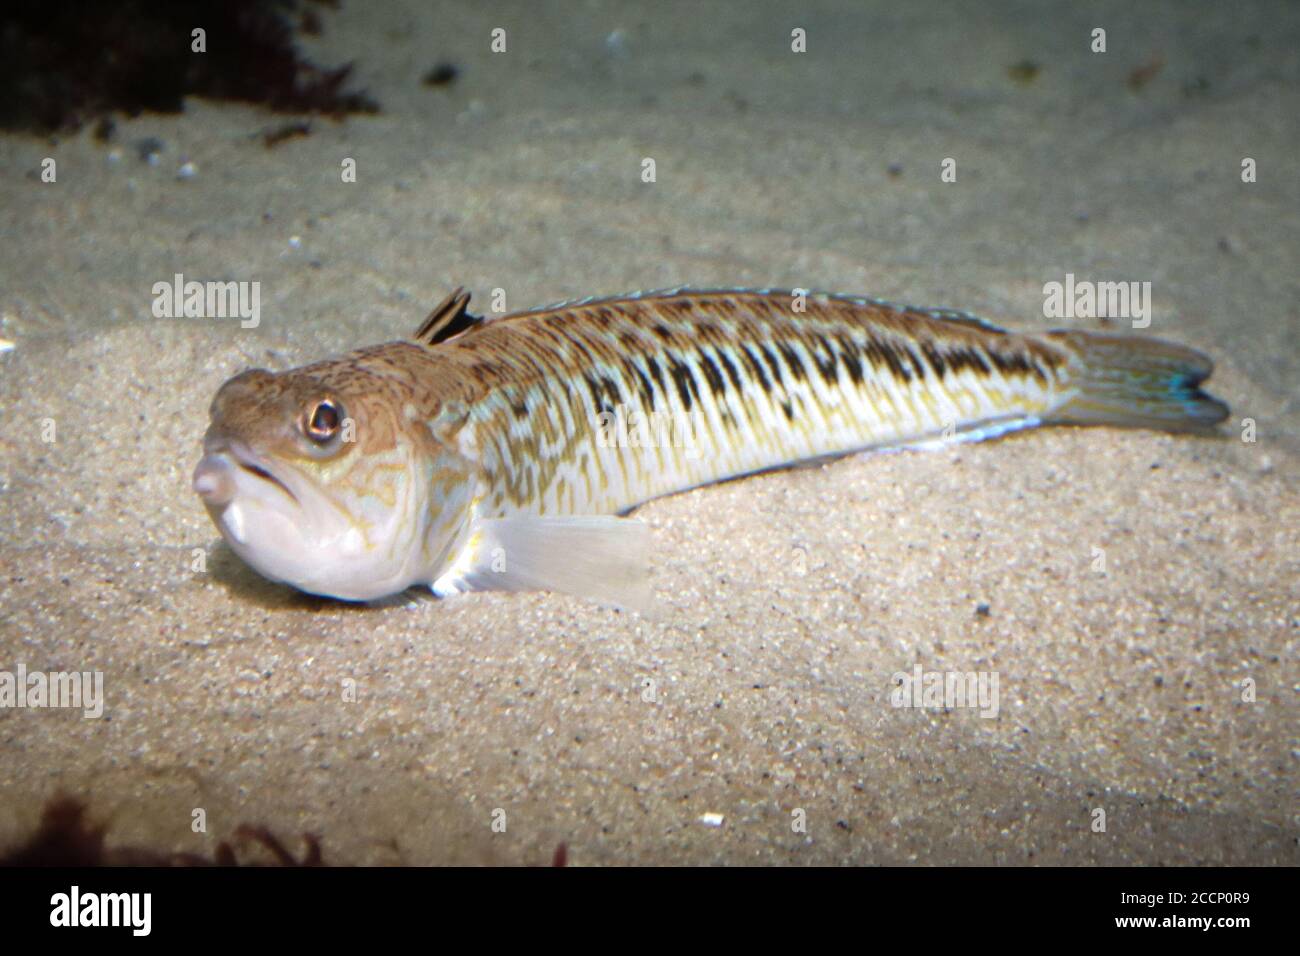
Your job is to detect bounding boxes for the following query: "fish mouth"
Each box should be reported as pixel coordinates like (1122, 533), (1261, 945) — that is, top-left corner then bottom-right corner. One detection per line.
(227, 441), (300, 505)
(195, 438), (300, 508)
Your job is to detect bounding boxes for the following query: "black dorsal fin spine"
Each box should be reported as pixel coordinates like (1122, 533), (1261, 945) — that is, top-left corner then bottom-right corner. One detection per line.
(413, 287), (484, 345)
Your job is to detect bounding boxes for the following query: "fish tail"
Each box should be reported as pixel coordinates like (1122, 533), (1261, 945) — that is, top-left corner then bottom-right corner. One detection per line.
(1043, 331), (1229, 433)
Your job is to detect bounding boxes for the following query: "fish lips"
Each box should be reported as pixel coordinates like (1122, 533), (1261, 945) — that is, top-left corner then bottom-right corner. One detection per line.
(193, 440), (300, 509)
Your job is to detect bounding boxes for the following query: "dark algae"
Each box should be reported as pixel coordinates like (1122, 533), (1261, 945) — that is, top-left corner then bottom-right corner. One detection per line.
(0, 0), (378, 135)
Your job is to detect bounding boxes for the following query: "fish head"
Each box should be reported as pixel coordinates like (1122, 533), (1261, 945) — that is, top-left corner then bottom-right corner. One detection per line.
(192, 361), (473, 601)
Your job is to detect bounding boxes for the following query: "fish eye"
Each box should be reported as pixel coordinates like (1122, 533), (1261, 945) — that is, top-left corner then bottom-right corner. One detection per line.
(304, 399), (343, 444)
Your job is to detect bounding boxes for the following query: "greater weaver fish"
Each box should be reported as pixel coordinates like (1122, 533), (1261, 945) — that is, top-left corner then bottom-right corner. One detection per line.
(192, 287), (1228, 608)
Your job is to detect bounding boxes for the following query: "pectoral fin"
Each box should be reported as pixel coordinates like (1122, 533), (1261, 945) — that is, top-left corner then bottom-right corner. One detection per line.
(432, 515), (653, 614)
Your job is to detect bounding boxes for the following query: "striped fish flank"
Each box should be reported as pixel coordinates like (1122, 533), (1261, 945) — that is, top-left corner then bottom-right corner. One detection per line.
(430, 289), (1157, 516)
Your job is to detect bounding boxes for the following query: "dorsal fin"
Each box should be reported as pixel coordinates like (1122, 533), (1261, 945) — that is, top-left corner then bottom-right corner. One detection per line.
(412, 287), (484, 345)
(920, 308), (1008, 335)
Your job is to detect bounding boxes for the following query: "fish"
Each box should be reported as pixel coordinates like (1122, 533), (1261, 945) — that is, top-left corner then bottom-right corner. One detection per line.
(192, 286), (1229, 609)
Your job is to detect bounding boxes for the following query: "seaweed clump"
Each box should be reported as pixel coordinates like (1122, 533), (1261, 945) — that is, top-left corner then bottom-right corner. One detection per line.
(0, 795), (569, 866)
(0, 0), (378, 135)
(0, 795), (324, 866)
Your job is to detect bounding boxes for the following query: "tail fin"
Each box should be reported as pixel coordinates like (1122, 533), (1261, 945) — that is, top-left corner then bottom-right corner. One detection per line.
(1044, 331), (1229, 433)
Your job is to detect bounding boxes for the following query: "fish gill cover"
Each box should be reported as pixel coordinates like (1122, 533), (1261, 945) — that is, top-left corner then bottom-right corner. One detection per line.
(0, 0), (378, 135)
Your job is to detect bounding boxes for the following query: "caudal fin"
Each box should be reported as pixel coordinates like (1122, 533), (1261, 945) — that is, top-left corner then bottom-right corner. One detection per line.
(1044, 331), (1229, 433)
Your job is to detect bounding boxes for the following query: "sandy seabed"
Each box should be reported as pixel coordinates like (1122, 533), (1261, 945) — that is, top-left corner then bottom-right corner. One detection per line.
(0, 1), (1296, 864)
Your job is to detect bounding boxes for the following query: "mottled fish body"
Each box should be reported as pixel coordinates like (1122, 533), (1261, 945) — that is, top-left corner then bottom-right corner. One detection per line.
(193, 287), (1227, 608)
